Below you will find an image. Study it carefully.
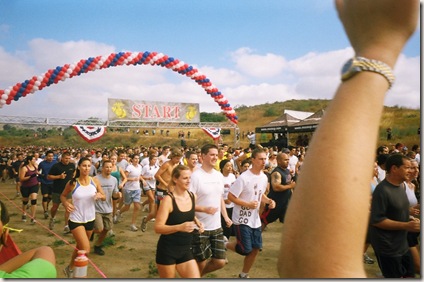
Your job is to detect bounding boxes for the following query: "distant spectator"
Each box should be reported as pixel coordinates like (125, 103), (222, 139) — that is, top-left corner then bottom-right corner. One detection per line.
(386, 128), (392, 140)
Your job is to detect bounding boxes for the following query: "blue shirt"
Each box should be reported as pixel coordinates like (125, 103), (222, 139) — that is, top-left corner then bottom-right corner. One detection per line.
(38, 159), (57, 184)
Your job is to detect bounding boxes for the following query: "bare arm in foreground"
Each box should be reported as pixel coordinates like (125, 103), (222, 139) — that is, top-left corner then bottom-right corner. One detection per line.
(278, 0), (419, 278)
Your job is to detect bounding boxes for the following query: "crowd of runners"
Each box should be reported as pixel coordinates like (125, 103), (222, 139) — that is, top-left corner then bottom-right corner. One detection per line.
(0, 138), (420, 278)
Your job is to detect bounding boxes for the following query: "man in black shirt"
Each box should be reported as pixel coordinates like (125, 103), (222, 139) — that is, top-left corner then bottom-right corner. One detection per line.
(370, 154), (420, 278)
(47, 151), (75, 234)
(260, 152), (295, 231)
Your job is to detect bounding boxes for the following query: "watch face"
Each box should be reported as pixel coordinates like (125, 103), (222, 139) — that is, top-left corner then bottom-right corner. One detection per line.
(341, 58), (353, 74)
(341, 58), (356, 80)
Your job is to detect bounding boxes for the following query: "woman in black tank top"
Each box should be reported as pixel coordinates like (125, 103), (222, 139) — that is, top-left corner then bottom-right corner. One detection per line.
(154, 165), (204, 278)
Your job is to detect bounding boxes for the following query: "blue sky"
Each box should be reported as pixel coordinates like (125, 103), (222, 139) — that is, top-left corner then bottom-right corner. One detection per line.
(0, 0), (420, 121)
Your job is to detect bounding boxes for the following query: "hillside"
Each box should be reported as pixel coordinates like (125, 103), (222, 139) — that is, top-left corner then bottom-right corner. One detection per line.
(0, 99), (420, 150)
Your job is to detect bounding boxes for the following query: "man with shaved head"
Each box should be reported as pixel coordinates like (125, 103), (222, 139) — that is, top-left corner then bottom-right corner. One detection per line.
(260, 152), (296, 231)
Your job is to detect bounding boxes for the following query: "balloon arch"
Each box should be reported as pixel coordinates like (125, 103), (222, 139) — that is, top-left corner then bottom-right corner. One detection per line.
(0, 51), (238, 124)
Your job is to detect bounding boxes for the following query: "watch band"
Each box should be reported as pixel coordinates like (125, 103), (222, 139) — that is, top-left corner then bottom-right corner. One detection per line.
(342, 56), (395, 89)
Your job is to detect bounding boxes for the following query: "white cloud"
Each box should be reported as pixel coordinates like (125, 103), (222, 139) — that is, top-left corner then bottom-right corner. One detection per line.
(289, 48), (352, 76)
(387, 54), (420, 109)
(195, 66), (246, 87)
(0, 40), (419, 123)
(0, 47), (36, 82)
(230, 47), (288, 78)
(27, 38), (116, 70)
(226, 83), (301, 107)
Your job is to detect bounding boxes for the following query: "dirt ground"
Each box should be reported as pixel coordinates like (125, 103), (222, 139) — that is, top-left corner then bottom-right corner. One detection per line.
(0, 181), (382, 278)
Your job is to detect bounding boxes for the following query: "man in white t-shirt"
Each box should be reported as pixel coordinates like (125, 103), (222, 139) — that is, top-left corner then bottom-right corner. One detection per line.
(33, 151), (43, 166)
(189, 144), (232, 277)
(91, 150), (102, 166)
(226, 147), (275, 279)
(287, 146), (298, 177)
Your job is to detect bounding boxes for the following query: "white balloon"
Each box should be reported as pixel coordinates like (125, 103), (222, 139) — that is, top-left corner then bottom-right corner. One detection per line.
(1, 94), (8, 100)
(172, 61), (184, 69)
(127, 53), (137, 62)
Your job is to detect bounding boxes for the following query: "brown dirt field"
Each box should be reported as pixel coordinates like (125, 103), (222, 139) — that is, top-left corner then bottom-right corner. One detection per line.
(0, 181), (382, 278)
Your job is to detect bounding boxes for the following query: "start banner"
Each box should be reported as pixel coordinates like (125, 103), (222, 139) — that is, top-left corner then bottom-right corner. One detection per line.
(108, 98), (200, 123)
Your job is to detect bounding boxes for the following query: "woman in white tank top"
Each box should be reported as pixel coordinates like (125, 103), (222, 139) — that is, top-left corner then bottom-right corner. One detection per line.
(60, 157), (106, 278)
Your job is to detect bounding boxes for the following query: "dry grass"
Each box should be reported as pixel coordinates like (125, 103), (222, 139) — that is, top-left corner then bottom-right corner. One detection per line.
(0, 99), (419, 149)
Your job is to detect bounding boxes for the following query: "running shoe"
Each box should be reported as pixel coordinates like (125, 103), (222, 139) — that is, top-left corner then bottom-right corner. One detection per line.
(238, 273), (250, 278)
(142, 204), (149, 212)
(63, 225), (71, 234)
(149, 218), (155, 222)
(30, 218), (36, 225)
(94, 245), (105, 256)
(64, 265), (74, 278)
(141, 216), (147, 232)
(113, 210), (121, 224)
(44, 211), (49, 219)
(49, 218), (55, 230)
(130, 224), (138, 232)
(21, 214), (26, 222)
(107, 229), (115, 237)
